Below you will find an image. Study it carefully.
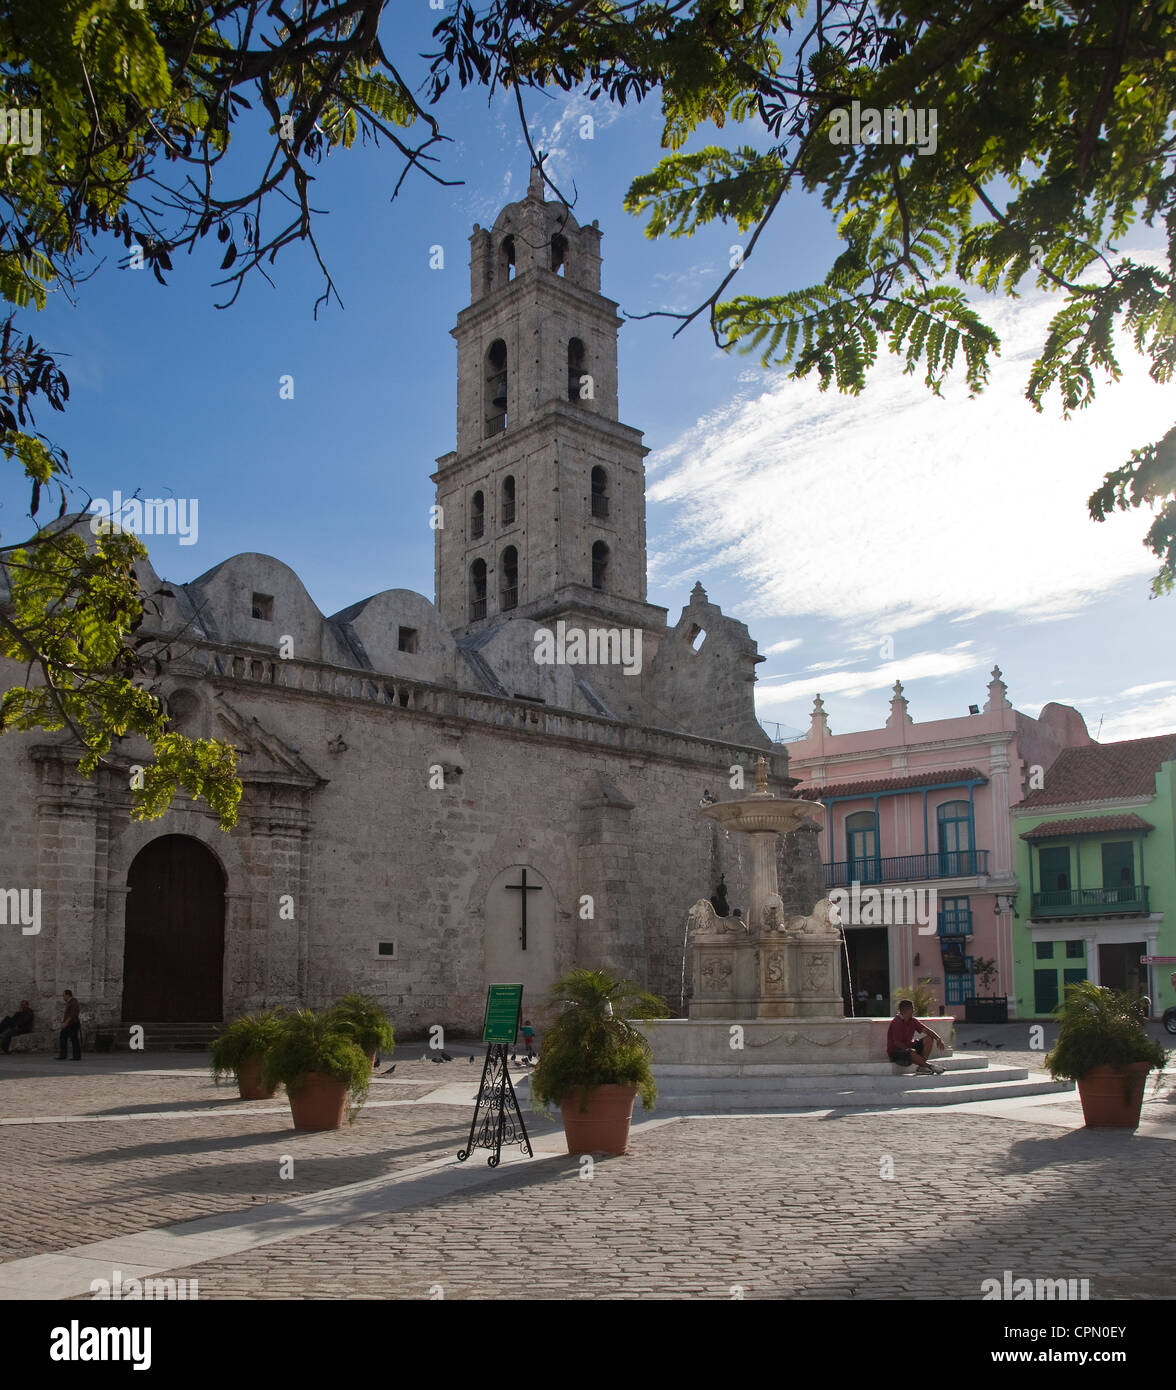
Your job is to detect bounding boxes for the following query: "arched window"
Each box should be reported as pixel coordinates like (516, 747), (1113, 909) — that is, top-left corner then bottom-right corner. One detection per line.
(485, 340), (507, 438)
(846, 810), (880, 884)
(469, 559), (487, 621)
(499, 235), (515, 285)
(500, 546), (518, 611)
(501, 474), (516, 526)
(470, 489), (484, 539)
(551, 233), (568, 276)
(936, 800), (974, 875)
(591, 539), (609, 591)
(590, 465), (609, 519)
(568, 337), (586, 402)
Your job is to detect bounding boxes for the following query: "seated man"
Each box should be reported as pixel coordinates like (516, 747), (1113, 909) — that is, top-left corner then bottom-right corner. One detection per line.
(887, 999), (946, 1075)
(0, 1000), (35, 1053)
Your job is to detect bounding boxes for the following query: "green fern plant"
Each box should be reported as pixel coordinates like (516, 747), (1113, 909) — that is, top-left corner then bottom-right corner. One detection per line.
(891, 978), (939, 1015)
(209, 1008), (286, 1083)
(326, 993), (395, 1057)
(529, 968), (670, 1115)
(262, 1009), (372, 1123)
(1045, 981), (1169, 1086)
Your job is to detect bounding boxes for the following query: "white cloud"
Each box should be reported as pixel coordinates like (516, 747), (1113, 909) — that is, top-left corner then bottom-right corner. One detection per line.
(1121, 681), (1176, 698)
(761, 637), (803, 655)
(647, 280), (1173, 629)
(754, 643), (982, 709)
(526, 93), (622, 190)
(1098, 693), (1176, 741)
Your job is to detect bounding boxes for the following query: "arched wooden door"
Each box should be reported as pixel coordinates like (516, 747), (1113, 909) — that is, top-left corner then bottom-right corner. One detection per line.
(122, 835), (226, 1021)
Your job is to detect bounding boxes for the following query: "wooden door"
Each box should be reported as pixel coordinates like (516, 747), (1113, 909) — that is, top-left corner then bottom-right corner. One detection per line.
(123, 836), (225, 1021)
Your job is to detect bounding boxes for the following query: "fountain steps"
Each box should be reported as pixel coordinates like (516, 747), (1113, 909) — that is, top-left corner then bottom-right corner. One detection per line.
(648, 1054), (1073, 1110)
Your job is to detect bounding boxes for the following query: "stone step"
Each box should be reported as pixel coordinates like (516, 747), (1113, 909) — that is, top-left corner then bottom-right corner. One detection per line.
(648, 1075), (1072, 1111)
(652, 1062), (1037, 1093)
(110, 1023), (220, 1051)
(654, 1053), (991, 1079)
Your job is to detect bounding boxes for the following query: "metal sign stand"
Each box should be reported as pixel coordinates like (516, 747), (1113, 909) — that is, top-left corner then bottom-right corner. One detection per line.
(457, 983), (534, 1168)
(457, 1043), (533, 1168)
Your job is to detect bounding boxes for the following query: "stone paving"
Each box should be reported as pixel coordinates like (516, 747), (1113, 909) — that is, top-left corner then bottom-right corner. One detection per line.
(2, 1046), (1173, 1300)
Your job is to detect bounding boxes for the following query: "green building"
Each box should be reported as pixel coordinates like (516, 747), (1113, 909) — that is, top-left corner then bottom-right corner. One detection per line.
(1012, 734), (1176, 1018)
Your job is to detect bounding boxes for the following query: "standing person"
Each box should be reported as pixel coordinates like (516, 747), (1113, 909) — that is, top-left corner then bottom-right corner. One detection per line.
(56, 990), (82, 1062)
(521, 1019), (536, 1062)
(0, 1000), (34, 1053)
(887, 999), (946, 1075)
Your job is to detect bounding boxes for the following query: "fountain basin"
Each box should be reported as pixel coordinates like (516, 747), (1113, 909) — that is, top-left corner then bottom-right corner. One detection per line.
(639, 1016), (955, 1066)
(699, 797), (824, 836)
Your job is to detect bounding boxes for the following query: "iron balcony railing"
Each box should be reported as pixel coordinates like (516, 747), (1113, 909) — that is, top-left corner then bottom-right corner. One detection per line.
(1031, 885), (1150, 917)
(470, 597), (487, 620)
(823, 849), (989, 886)
(502, 502), (516, 525)
(500, 587), (518, 611)
(591, 494), (609, 518)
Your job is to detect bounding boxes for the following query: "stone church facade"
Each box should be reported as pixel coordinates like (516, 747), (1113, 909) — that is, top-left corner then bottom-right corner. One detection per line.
(0, 170), (819, 1037)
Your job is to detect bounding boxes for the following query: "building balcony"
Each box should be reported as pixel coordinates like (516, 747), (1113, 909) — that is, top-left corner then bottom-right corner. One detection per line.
(1030, 885), (1150, 918)
(470, 597), (487, 621)
(823, 850), (989, 887)
(591, 494), (609, 519)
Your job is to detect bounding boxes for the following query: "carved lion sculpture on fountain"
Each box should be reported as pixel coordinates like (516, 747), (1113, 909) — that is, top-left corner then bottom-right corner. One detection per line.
(687, 899), (745, 936)
(784, 896), (844, 939)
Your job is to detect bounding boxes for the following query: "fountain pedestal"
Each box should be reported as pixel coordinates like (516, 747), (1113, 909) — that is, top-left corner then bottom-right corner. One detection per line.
(690, 762), (843, 1020)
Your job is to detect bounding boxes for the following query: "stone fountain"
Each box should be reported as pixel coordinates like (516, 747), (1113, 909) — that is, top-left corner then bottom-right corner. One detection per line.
(631, 757), (1074, 1108)
(688, 756), (842, 1019)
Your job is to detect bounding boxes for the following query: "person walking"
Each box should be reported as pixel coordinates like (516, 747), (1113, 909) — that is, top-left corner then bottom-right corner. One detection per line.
(56, 990), (82, 1061)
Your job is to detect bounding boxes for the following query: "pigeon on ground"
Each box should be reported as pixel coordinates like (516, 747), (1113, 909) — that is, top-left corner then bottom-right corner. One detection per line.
(468, 1056), (475, 1064)
(382, 1064), (396, 1075)
(440, 1051), (454, 1062)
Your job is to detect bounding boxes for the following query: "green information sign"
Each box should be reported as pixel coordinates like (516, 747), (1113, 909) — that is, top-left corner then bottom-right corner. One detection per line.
(482, 984), (523, 1044)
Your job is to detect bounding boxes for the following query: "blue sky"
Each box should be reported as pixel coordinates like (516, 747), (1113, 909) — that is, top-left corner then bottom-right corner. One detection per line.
(2, 12), (1173, 744)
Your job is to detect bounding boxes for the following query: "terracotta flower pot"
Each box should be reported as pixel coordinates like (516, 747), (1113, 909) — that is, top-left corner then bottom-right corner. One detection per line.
(287, 1072), (349, 1131)
(560, 1084), (639, 1155)
(236, 1054), (277, 1101)
(1076, 1061), (1153, 1129)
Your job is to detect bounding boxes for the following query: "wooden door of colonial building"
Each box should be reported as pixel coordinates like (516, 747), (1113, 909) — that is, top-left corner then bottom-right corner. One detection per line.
(122, 835), (226, 1021)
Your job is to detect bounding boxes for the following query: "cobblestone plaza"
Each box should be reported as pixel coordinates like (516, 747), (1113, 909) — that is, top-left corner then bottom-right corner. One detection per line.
(2, 1040), (1171, 1305)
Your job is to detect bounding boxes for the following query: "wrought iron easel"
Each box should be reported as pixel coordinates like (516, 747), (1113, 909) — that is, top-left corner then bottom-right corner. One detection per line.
(457, 1044), (533, 1168)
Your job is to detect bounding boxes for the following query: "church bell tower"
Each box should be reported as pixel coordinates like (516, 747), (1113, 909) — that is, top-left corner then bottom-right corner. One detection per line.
(433, 164), (665, 637)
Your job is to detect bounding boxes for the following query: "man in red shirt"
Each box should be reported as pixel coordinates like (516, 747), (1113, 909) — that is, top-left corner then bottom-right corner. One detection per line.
(887, 999), (946, 1075)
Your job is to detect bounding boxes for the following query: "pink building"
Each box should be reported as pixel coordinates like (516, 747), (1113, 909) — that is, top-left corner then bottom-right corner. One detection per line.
(786, 669), (1092, 1020)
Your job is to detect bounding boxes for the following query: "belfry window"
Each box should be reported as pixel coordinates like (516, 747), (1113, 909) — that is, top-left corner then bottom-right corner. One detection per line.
(551, 233), (568, 276)
(500, 546), (519, 611)
(568, 337), (586, 402)
(591, 540), (609, 591)
(469, 559), (487, 622)
(471, 489), (484, 539)
(501, 474), (516, 526)
(591, 465), (609, 519)
(485, 340), (507, 438)
(499, 235), (516, 285)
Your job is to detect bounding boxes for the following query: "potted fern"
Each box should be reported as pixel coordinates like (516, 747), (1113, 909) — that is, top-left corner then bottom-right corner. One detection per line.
(263, 1008), (372, 1130)
(327, 993), (395, 1067)
(1045, 981), (1169, 1129)
(529, 968), (669, 1155)
(210, 1009), (286, 1099)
